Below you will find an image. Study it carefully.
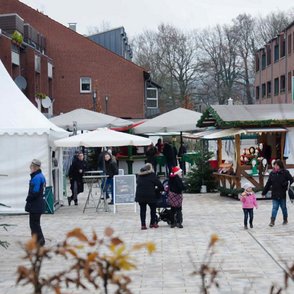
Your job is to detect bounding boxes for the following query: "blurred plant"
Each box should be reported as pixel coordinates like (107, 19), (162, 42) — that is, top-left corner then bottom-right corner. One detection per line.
(16, 227), (155, 294)
(269, 263), (294, 294)
(191, 234), (220, 294)
(35, 92), (46, 99)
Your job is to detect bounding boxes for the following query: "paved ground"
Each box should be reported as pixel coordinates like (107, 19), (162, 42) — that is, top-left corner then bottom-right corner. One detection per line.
(1, 192), (294, 294)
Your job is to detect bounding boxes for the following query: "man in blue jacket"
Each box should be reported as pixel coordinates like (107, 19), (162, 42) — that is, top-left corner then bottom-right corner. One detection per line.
(25, 159), (46, 246)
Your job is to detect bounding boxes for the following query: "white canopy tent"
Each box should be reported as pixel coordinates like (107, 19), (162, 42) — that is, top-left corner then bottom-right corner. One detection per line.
(54, 128), (152, 147)
(0, 60), (67, 213)
(133, 108), (202, 134)
(50, 108), (133, 131)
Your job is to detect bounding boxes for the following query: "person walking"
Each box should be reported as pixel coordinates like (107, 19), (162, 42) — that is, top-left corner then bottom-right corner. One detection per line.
(103, 151), (118, 204)
(135, 163), (164, 230)
(163, 141), (176, 175)
(262, 159), (294, 226)
(145, 143), (157, 173)
(240, 183), (258, 229)
(168, 166), (185, 228)
(25, 159), (46, 246)
(68, 151), (87, 206)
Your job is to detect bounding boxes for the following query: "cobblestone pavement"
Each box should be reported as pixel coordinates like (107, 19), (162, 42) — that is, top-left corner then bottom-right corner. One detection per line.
(1, 193), (294, 293)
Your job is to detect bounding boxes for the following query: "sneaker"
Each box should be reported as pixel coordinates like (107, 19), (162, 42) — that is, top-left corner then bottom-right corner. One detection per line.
(108, 201), (114, 205)
(141, 225), (147, 230)
(250, 224), (253, 228)
(150, 224), (159, 228)
(244, 225), (248, 230)
(74, 200), (78, 206)
(177, 224), (184, 228)
(171, 223), (176, 228)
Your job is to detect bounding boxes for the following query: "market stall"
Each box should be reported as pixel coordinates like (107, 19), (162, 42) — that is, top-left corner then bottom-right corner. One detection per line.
(197, 104), (294, 196)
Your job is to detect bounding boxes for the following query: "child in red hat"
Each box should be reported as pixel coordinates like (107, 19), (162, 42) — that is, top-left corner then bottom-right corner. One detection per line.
(168, 166), (185, 228)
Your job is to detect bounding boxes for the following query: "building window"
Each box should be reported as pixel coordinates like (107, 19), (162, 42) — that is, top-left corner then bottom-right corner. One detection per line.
(262, 83), (266, 97)
(11, 51), (20, 65)
(146, 88), (158, 108)
(266, 46), (271, 65)
(48, 62), (53, 79)
(288, 72), (292, 92)
(280, 36), (285, 58)
(267, 81), (271, 97)
(35, 55), (41, 73)
(255, 53), (260, 72)
(274, 78), (279, 95)
(274, 44), (279, 62)
(280, 75), (286, 93)
(256, 86), (260, 100)
(80, 77), (91, 93)
(261, 52), (266, 70)
(288, 34), (292, 55)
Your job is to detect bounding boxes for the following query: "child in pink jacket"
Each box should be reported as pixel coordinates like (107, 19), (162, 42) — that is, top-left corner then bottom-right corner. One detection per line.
(240, 183), (258, 229)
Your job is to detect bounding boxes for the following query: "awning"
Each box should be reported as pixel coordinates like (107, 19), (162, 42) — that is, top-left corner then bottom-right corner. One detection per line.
(202, 128), (245, 139)
(182, 129), (219, 139)
(243, 128), (287, 133)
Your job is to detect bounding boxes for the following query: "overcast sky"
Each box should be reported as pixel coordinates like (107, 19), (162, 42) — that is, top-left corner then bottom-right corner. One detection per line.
(21, 0), (294, 37)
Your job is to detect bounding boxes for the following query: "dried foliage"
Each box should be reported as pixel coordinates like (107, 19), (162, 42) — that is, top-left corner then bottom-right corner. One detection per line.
(191, 234), (220, 294)
(16, 227), (155, 294)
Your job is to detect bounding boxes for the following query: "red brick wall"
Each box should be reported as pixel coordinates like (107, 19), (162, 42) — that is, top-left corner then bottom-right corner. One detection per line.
(0, 0), (145, 118)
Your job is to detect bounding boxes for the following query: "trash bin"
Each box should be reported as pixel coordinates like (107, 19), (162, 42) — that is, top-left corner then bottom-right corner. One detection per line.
(44, 186), (54, 214)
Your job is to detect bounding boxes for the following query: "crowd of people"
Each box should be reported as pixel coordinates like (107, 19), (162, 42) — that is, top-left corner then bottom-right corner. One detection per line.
(25, 142), (294, 246)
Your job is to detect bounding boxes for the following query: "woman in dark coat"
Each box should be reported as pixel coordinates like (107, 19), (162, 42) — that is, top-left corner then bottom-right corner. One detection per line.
(262, 159), (294, 226)
(68, 152), (87, 205)
(135, 163), (164, 230)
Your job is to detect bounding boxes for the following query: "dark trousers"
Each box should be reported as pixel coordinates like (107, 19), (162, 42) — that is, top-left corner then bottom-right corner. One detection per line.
(171, 206), (183, 224)
(243, 208), (254, 226)
(139, 202), (157, 226)
(29, 213), (45, 246)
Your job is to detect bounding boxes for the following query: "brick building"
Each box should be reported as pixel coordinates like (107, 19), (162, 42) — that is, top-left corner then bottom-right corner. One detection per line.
(0, 0), (159, 118)
(255, 21), (294, 104)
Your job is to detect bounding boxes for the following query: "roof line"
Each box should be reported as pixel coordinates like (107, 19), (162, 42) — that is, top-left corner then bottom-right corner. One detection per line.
(16, 0), (147, 73)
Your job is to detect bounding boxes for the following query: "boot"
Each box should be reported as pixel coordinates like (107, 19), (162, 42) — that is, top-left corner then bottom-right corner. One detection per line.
(67, 197), (72, 206)
(283, 217), (288, 225)
(176, 210), (183, 228)
(269, 217), (275, 227)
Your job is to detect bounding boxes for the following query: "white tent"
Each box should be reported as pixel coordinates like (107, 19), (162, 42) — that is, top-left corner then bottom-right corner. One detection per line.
(54, 128), (151, 147)
(133, 108), (202, 134)
(0, 60), (67, 213)
(50, 108), (133, 131)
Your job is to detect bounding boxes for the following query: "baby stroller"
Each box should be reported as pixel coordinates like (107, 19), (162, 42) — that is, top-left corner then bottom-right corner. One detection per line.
(156, 179), (172, 225)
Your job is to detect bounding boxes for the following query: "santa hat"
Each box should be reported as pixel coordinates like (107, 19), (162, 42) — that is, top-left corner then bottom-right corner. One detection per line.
(171, 166), (182, 176)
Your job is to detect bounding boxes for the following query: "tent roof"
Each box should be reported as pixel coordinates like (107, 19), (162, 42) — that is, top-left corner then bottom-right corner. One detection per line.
(54, 128), (152, 147)
(50, 108), (133, 131)
(133, 108), (202, 133)
(197, 104), (294, 128)
(0, 60), (66, 136)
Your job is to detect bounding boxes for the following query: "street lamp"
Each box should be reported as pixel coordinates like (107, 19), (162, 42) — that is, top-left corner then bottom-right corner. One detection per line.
(92, 90), (97, 111)
(105, 96), (109, 114)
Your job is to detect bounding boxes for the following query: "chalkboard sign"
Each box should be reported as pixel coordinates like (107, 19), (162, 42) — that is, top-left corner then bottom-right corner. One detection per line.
(113, 175), (136, 213)
(113, 175), (136, 204)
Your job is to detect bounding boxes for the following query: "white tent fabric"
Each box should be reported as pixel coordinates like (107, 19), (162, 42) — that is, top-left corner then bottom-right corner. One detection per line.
(133, 108), (202, 134)
(50, 108), (133, 131)
(54, 128), (152, 147)
(0, 60), (67, 213)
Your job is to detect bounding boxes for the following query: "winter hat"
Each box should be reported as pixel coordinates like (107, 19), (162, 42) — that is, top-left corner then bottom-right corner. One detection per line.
(140, 163), (153, 173)
(171, 166), (182, 176)
(31, 159), (41, 167)
(243, 183), (253, 190)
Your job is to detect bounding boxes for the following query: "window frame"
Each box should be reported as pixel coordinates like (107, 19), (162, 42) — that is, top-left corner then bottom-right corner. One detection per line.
(146, 87), (158, 109)
(80, 77), (92, 93)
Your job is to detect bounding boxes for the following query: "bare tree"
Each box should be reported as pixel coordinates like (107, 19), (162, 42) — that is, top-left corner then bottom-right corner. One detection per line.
(87, 21), (112, 36)
(256, 11), (294, 45)
(232, 14), (257, 104)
